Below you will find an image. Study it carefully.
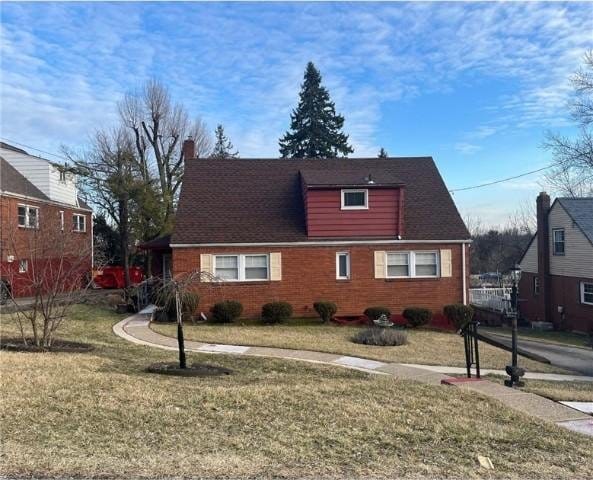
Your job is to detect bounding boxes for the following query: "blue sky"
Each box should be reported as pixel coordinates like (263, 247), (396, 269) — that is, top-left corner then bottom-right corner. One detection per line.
(1, 2), (591, 226)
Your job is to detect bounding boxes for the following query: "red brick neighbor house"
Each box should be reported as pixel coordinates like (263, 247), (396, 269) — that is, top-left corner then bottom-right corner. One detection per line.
(518, 192), (593, 333)
(162, 139), (471, 319)
(0, 143), (93, 301)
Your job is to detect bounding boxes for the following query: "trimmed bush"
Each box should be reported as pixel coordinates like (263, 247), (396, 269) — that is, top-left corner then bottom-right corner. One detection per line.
(155, 285), (200, 322)
(364, 306), (391, 321)
(313, 301), (337, 323)
(210, 301), (243, 324)
(261, 301), (293, 324)
(352, 328), (408, 346)
(403, 307), (432, 328)
(444, 304), (474, 329)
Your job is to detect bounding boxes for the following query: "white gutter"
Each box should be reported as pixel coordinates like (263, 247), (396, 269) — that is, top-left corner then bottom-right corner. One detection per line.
(171, 239), (473, 248)
(0, 190), (93, 212)
(462, 243), (467, 305)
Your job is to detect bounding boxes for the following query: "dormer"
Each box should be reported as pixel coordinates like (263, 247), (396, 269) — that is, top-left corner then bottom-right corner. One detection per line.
(300, 169), (405, 239)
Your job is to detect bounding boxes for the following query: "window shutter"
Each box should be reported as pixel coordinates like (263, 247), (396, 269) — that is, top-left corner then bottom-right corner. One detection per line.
(440, 249), (452, 277)
(200, 254), (213, 282)
(270, 252), (282, 281)
(374, 251), (386, 279)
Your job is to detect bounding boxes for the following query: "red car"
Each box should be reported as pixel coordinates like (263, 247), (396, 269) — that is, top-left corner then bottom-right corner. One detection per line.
(93, 266), (144, 289)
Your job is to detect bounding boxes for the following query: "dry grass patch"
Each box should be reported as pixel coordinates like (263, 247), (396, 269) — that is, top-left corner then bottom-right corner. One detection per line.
(486, 375), (593, 402)
(152, 320), (566, 373)
(1, 306), (592, 479)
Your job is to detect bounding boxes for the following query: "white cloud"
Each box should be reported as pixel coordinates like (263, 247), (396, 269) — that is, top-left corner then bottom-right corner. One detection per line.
(454, 142), (482, 155)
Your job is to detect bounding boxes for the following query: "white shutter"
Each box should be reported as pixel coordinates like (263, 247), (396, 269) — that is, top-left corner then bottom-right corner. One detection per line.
(200, 254), (213, 282)
(270, 252), (282, 281)
(440, 249), (452, 277)
(374, 251), (386, 279)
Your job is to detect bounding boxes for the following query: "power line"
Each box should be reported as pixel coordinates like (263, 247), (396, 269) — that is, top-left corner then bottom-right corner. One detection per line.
(449, 164), (554, 193)
(0, 137), (70, 162)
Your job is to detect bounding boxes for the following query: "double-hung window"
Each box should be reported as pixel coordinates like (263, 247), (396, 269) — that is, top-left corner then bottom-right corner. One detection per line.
(18, 205), (39, 229)
(386, 251), (439, 278)
(552, 229), (565, 255)
(336, 252), (350, 279)
(214, 254), (269, 281)
(581, 282), (593, 305)
(341, 189), (368, 210)
(73, 214), (86, 232)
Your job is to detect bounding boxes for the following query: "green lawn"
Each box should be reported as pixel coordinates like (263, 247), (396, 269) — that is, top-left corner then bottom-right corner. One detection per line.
(152, 319), (568, 373)
(482, 327), (591, 349)
(1, 306), (592, 479)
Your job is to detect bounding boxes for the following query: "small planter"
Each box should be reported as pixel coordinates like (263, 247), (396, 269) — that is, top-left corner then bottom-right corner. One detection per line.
(146, 362), (232, 377)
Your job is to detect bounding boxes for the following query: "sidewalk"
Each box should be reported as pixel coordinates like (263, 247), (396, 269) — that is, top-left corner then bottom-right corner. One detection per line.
(113, 313), (593, 438)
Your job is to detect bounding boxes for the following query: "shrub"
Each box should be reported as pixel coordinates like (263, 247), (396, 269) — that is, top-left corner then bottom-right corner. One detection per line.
(403, 307), (432, 328)
(313, 301), (337, 323)
(444, 304), (474, 329)
(261, 301), (293, 324)
(352, 328), (408, 346)
(210, 300), (243, 324)
(155, 285), (200, 322)
(364, 306), (391, 321)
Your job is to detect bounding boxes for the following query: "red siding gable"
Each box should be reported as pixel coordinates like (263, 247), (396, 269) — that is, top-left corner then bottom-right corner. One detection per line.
(305, 188), (403, 238)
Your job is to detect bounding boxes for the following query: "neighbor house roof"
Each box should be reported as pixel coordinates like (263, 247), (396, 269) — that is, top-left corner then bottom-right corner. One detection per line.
(557, 197), (593, 245)
(172, 157), (469, 245)
(0, 156), (50, 200)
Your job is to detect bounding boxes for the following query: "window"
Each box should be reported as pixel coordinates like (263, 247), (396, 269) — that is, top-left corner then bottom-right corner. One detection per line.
(59, 211), (64, 231)
(385, 251), (439, 278)
(581, 282), (593, 305)
(553, 229), (565, 255)
(17, 205), (39, 228)
(214, 254), (269, 281)
(341, 189), (368, 210)
(414, 252), (438, 277)
(533, 276), (540, 295)
(73, 214), (86, 232)
(18, 259), (28, 273)
(336, 252), (350, 279)
(387, 252), (410, 277)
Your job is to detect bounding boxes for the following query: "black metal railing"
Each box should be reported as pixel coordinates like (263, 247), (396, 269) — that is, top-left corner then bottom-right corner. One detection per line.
(460, 320), (480, 378)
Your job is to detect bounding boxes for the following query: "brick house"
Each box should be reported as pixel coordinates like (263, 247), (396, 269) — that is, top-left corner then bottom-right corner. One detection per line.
(0, 143), (93, 300)
(160, 139), (471, 319)
(518, 192), (593, 333)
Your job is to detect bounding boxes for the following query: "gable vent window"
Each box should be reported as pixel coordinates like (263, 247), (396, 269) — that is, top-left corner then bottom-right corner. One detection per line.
(552, 228), (565, 255)
(341, 189), (368, 210)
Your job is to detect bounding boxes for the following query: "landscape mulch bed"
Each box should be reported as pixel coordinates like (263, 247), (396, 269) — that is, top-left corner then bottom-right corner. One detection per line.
(146, 362), (233, 377)
(0, 338), (94, 353)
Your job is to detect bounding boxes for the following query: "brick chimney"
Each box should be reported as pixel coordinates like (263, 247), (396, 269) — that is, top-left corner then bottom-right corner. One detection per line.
(536, 192), (551, 322)
(182, 136), (195, 160)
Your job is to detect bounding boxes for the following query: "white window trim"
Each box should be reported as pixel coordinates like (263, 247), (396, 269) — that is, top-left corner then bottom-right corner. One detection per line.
(336, 252), (351, 280)
(580, 281), (593, 306)
(341, 189), (368, 210)
(213, 253), (270, 282)
(385, 251), (440, 279)
(533, 276), (540, 296)
(552, 228), (565, 255)
(17, 204), (39, 229)
(73, 214), (86, 233)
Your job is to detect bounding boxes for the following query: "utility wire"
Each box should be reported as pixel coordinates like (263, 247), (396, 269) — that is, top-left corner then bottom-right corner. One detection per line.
(0, 137), (70, 162)
(449, 164), (554, 193)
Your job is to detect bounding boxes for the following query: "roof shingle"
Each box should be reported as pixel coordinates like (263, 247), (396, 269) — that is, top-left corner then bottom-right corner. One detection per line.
(557, 197), (593, 245)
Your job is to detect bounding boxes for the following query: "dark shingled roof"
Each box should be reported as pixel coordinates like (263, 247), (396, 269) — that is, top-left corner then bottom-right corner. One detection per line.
(557, 197), (593, 245)
(0, 156), (50, 200)
(138, 234), (171, 250)
(300, 168), (403, 188)
(172, 157), (470, 244)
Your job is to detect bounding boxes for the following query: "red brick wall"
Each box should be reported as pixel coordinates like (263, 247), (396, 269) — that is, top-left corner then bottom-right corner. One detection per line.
(172, 242), (468, 318)
(0, 194), (92, 297)
(520, 272), (593, 332)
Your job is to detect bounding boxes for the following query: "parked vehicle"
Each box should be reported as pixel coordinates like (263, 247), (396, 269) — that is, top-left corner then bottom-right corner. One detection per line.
(93, 266), (144, 289)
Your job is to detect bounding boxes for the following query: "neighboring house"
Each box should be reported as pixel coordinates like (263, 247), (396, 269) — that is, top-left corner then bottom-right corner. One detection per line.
(518, 192), (593, 332)
(149, 138), (471, 318)
(0, 142), (93, 300)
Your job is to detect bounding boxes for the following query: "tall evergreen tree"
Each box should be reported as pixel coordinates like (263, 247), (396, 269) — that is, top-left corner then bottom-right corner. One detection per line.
(378, 147), (389, 158)
(210, 124), (239, 159)
(279, 62), (353, 158)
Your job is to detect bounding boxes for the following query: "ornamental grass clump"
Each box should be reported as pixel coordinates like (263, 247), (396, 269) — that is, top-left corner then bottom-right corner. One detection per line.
(352, 327), (408, 347)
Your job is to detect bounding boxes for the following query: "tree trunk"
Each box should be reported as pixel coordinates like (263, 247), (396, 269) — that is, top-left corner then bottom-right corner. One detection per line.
(175, 290), (187, 369)
(119, 198), (131, 293)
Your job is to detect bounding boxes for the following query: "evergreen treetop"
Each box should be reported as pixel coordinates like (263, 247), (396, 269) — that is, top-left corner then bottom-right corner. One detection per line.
(210, 124), (239, 159)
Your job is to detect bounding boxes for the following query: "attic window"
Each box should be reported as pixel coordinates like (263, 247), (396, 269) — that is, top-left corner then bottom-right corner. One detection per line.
(341, 189), (368, 210)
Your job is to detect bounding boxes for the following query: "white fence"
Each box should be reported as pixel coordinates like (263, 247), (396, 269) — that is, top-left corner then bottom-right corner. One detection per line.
(469, 287), (512, 313)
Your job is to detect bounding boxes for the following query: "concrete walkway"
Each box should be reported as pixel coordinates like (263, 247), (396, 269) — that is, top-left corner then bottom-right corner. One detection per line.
(113, 314), (593, 437)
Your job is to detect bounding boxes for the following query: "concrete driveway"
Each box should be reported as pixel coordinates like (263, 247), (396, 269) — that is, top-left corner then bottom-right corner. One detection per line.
(485, 333), (593, 376)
